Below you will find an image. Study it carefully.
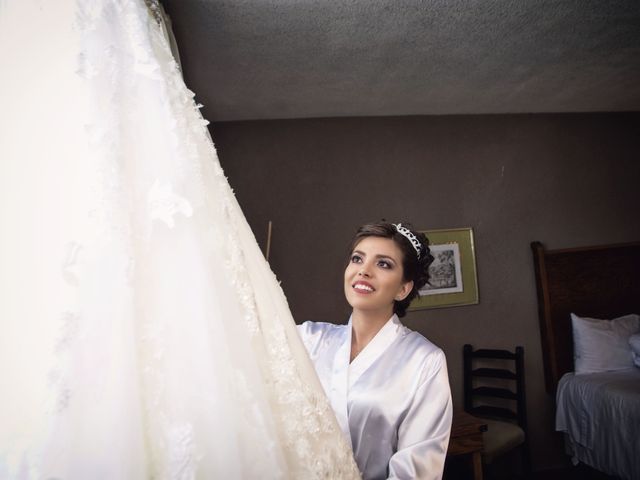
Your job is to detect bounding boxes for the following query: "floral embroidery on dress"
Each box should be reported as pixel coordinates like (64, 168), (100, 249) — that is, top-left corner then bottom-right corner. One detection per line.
(148, 179), (193, 229)
(167, 423), (198, 480)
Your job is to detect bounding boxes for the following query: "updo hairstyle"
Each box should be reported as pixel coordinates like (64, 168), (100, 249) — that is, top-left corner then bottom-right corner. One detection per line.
(347, 222), (434, 317)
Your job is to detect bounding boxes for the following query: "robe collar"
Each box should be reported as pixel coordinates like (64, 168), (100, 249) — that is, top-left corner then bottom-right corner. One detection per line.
(347, 314), (403, 388)
(331, 314), (405, 446)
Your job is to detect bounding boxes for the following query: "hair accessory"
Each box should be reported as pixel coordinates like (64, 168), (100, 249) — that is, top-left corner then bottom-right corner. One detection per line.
(393, 223), (422, 259)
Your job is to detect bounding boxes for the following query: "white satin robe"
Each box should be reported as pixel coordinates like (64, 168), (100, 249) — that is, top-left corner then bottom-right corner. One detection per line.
(298, 315), (452, 480)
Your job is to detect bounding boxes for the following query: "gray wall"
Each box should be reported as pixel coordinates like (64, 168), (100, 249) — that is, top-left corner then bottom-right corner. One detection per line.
(210, 112), (640, 470)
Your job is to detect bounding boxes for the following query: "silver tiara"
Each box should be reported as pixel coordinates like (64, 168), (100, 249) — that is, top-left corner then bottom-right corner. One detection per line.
(393, 223), (422, 259)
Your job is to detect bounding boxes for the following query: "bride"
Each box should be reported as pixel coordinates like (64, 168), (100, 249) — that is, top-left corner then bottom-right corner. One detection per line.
(0, 1), (360, 478)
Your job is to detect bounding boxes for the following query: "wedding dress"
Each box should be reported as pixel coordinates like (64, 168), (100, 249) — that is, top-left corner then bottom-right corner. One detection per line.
(0, 1), (360, 478)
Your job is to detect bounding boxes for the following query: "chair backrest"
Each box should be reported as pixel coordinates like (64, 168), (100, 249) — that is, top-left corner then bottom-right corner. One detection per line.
(463, 344), (527, 431)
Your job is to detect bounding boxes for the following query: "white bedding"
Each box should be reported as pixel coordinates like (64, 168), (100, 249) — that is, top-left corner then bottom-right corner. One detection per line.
(556, 369), (640, 480)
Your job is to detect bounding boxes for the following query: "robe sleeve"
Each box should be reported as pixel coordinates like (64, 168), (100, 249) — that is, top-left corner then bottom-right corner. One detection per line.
(296, 320), (334, 358)
(296, 320), (320, 353)
(387, 349), (453, 480)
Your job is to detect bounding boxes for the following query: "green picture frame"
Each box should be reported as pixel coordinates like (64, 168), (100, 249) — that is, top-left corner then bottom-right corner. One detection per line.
(409, 227), (479, 310)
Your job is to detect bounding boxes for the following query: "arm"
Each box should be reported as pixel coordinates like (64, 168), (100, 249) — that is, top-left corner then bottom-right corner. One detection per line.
(387, 350), (453, 480)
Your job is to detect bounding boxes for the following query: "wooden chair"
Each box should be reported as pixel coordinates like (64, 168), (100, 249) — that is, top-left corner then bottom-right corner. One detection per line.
(463, 344), (531, 477)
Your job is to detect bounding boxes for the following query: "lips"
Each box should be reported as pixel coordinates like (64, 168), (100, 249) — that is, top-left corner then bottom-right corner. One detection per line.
(352, 281), (375, 294)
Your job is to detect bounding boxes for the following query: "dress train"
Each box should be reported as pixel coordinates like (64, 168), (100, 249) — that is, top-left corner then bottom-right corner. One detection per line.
(0, 1), (360, 478)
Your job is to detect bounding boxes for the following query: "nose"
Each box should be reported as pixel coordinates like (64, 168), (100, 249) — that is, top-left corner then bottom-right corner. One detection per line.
(358, 266), (370, 277)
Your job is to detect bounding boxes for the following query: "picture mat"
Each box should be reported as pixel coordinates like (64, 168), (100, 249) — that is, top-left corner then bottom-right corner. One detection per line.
(410, 228), (478, 310)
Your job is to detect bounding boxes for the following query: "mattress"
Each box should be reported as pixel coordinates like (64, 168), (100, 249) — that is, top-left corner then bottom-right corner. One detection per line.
(556, 369), (640, 480)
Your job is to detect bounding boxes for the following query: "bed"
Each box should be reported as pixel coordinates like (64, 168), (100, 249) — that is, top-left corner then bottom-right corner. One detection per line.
(531, 241), (640, 479)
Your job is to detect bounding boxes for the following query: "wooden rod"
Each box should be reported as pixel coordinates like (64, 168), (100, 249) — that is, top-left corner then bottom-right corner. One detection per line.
(265, 220), (273, 261)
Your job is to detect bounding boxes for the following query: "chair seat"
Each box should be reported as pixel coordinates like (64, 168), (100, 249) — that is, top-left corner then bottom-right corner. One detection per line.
(481, 419), (525, 464)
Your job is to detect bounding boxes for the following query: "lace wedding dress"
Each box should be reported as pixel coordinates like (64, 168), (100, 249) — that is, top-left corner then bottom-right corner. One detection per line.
(0, 1), (360, 478)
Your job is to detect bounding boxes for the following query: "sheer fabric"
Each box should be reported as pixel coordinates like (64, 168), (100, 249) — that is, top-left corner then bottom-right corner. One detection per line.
(0, 1), (360, 478)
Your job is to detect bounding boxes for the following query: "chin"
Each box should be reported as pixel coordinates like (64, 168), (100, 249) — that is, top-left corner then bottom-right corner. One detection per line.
(350, 301), (389, 315)
(346, 297), (370, 311)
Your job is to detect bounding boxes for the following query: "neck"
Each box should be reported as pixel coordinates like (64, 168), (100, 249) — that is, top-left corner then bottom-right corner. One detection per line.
(350, 308), (394, 362)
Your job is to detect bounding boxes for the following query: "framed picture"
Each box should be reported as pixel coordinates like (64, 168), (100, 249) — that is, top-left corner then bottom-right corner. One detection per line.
(410, 227), (479, 310)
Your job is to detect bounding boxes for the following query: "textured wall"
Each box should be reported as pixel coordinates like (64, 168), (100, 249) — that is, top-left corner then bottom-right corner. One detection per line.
(210, 112), (640, 470)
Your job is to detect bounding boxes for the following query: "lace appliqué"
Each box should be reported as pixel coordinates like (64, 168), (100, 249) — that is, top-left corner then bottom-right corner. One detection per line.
(47, 311), (81, 413)
(61, 241), (83, 286)
(224, 230), (261, 335)
(148, 179), (193, 229)
(265, 313), (361, 479)
(215, 190), (360, 477)
(167, 423), (198, 480)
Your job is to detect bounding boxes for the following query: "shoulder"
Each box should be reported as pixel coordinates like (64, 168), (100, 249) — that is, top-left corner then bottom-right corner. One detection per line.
(297, 320), (346, 338)
(399, 325), (444, 358)
(398, 327), (448, 381)
(297, 321), (348, 352)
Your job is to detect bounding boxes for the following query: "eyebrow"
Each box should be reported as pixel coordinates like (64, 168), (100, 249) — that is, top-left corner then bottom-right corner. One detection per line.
(352, 250), (398, 263)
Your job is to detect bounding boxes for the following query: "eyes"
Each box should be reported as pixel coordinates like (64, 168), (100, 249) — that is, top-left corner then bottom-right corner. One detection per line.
(350, 254), (394, 269)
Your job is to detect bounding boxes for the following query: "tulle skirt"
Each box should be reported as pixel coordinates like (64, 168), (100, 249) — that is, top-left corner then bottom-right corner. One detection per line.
(0, 1), (359, 478)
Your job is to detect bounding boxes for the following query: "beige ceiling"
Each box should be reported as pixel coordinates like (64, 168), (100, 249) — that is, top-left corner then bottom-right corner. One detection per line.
(162, 0), (640, 122)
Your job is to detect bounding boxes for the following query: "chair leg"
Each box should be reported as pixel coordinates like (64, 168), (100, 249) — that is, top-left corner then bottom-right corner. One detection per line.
(471, 451), (483, 480)
(521, 441), (532, 479)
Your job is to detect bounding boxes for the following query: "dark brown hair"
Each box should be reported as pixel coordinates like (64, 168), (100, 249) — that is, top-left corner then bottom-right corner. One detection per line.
(347, 222), (434, 317)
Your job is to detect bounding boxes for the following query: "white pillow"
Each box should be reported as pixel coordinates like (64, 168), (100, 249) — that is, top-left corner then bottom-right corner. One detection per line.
(571, 313), (640, 374)
(629, 333), (640, 368)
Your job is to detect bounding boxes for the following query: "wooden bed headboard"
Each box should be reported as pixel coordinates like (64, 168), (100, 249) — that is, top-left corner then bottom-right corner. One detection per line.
(531, 241), (640, 394)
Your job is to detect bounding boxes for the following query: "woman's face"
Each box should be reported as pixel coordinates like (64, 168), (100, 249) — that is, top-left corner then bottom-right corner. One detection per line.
(344, 236), (414, 317)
